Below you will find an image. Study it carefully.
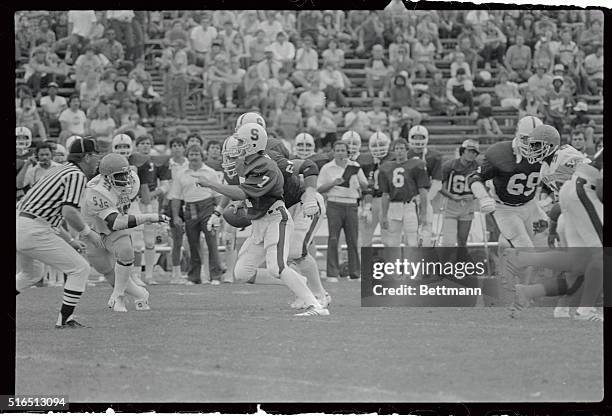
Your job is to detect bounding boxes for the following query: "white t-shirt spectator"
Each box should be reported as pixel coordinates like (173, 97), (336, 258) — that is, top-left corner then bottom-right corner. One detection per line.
(297, 90), (326, 113)
(270, 40), (296, 62)
(68, 10), (97, 38)
(322, 48), (345, 67)
(320, 68), (345, 89)
(24, 161), (61, 187)
(258, 20), (284, 44)
(465, 10), (489, 26)
(59, 108), (88, 135)
(190, 25), (218, 54)
(295, 47), (318, 71)
(127, 78), (144, 97)
(40, 95), (68, 118)
(450, 61), (471, 79)
(344, 110), (371, 132)
(366, 110), (388, 131)
(583, 53), (604, 80)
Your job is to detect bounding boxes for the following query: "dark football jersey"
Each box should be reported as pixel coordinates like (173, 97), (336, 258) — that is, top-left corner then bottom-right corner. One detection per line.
(358, 153), (394, 198)
(129, 153), (172, 192)
(407, 148), (443, 181)
(307, 151), (334, 171)
(268, 150), (304, 209)
(467, 141), (543, 206)
(379, 159), (430, 202)
(266, 137), (291, 159)
(441, 158), (480, 196)
(241, 153), (284, 220)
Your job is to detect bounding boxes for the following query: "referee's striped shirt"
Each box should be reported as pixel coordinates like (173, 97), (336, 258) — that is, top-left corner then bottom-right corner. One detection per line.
(17, 162), (87, 228)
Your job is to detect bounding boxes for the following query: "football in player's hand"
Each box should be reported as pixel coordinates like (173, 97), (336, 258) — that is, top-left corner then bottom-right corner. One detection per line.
(223, 204), (252, 229)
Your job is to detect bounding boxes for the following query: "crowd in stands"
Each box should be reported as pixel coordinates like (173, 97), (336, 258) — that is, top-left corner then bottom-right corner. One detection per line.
(15, 8), (603, 159)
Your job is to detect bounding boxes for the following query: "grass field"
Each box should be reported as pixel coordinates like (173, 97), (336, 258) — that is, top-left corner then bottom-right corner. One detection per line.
(15, 280), (603, 403)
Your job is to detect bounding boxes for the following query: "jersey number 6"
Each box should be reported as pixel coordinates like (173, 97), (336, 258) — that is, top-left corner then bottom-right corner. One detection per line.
(506, 172), (539, 196)
(392, 167), (405, 188)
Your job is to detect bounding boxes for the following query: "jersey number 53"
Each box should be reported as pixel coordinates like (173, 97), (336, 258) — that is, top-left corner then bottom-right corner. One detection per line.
(506, 172), (539, 196)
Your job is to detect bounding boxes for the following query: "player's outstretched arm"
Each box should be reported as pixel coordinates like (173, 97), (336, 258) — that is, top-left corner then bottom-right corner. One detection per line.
(104, 212), (167, 231)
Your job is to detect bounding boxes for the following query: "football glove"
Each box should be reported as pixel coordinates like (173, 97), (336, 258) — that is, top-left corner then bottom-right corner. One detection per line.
(478, 196), (496, 213)
(532, 219), (548, 234)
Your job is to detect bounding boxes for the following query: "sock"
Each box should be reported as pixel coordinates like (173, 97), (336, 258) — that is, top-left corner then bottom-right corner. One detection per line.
(125, 277), (148, 300)
(254, 268), (285, 285)
(59, 288), (83, 324)
(280, 268), (321, 309)
(144, 248), (156, 279)
(112, 263), (131, 299)
(172, 266), (181, 279)
(293, 255), (326, 298)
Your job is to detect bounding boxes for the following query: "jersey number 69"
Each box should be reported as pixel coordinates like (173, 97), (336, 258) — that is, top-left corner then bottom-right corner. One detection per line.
(506, 172), (539, 196)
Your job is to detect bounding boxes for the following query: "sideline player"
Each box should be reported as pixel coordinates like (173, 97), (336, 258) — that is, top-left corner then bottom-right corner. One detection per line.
(380, 138), (430, 247)
(438, 140), (480, 247)
(192, 123), (329, 316)
(82, 153), (168, 311)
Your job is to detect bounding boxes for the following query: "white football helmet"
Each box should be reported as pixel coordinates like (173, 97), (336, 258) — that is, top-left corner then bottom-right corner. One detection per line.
(16, 126), (32, 155)
(517, 123), (560, 164)
(65, 135), (82, 153)
(294, 133), (316, 159)
(222, 135), (242, 177)
(342, 130), (362, 161)
(53, 144), (67, 163)
(368, 131), (391, 159)
(235, 112), (266, 130)
(236, 123), (268, 156)
(514, 116), (544, 163)
(98, 153), (134, 195)
(541, 144), (591, 192)
(111, 134), (134, 157)
(408, 125), (429, 150)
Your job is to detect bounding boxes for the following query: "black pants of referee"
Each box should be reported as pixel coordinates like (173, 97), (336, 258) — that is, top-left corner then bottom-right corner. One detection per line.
(326, 201), (360, 279)
(183, 198), (223, 283)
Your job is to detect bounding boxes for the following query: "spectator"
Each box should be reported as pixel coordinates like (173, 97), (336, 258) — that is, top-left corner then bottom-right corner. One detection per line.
(212, 10), (236, 29)
(40, 82), (67, 133)
(518, 89), (544, 120)
(135, 78), (164, 121)
(577, 18), (603, 55)
(569, 127), (595, 158)
(465, 10), (490, 27)
(189, 14), (218, 67)
(24, 47), (58, 96)
(165, 19), (190, 46)
(238, 10), (260, 47)
(494, 71), (522, 109)
(16, 96), (47, 140)
(115, 112), (148, 138)
(218, 21), (238, 53)
(390, 71), (414, 109)
(151, 120), (170, 146)
(319, 60), (349, 107)
(389, 33), (411, 63)
(98, 68), (119, 101)
(297, 80), (326, 117)
(131, 11), (146, 61)
(259, 11), (284, 44)
(86, 102), (116, 153)
(256, 46), (282, 84)
(108, 79), (130, 110)
(317, 11), (342, 50)
(67, 10), (97, 40)
(127, 71), (146, 100)
(273, 97), (302, 141)
(17, 143), (59, 190)
(454, 35), (480, 78)
(74, 45), (103, 88)
(205, 140), (223, 171)
(307, 105), (337, 149)
(552, 63), (577, 97)
(438, 10), (462, 39)
(227, 32), (248, 67)
(500, 13), (518, 46)
(476, 93), (503, 136)
(15, 15), (35, 59)
(533, 34), (555, 72)
(280, 11), (298, 41)
(267, 68), (295, 114)
(415, 12), (443, 53)
(225, 57), (247, 106)
(366, 99), (388, 132)
(317, 140), (368, 281)
(504, 33), (532, 83)
(79, 72), (102, 113)
(364, 44), (392, 98)
(208, 40), (224, 64)
(58, 95), (87, 143)
(52, 33), (85, 65)
(52, 143), (67, 163)
(527, 63), (554, 101)
(390, 43), (414, 79)
(269, 31), (295, 72)
(325, 101), (345, 126)
(581, 43), (603, 96)
(51, 12), (69, 41)
(186, 133), (203, 148)
(31, 17), (57, 48)
(557, 29), (578, 70)
(106, 11), (137, 61)
(207, 54), (236, 110)
(480, 20), (507, 69)
(450, 51), (472, 80)
(542, 75), (573, 135)
(163, 38), (189, 121)
(446, 67), (475, 114)
(344, 104), (373, 141)
(89, 12), (106, 42)
(243, 64), (268, 112)
(570, 101), (596, 147)
(249, 29), (272, 64)
(357, 11), (385, 54)
(322, 38), (345, 69)
(428, 70), (451, 115)
(517, 13), (537, 49)
(93, 28), (132, 74)
(292, 35), (319, 88)
(412, 33), (437, 79)
(297, 10), (321, 41)
(44, 52), (69, 86)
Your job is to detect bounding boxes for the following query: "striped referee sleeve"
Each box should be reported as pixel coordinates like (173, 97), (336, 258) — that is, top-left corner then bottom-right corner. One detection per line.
(61, 170), (86, 207)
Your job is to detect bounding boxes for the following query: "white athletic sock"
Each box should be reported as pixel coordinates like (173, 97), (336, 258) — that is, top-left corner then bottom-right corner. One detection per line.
(280, 268), (321, 309)
(294, 255), (326, 298)
(125, 277), (148, 300)
(112, 263), (131, 299)
(144, 248), (156, 279)
(172, 266), (181, 279)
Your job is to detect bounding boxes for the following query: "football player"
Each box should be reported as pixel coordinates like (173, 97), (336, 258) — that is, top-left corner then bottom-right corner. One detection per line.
(380, 139), (430, 247)
(406, 125), (443, 246)
(357, 131), (393, 247)
(294, 133), (316, 160)
(81, 153), (168, 311)
(16, 127), (34, 201)
(467, 117), (558, 248)
(438, 140), (481, 247)
(193, 123), (329, 316)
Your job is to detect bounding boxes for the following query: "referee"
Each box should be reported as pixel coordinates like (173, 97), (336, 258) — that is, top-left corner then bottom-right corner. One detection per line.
(16, 136), (104, 329)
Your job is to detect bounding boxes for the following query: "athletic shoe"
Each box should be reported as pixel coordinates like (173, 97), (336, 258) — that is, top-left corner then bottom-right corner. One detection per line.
(290, 298), (307, 309)
(316, 293), (332, 308)
(553, 306), (571, 319)
(574, 308), (603, 322)
(509, 284), (530, 318)
(222, 277), (234, 284)
(108, 295), (128, 312)
(294, 305), (330, 316)
(134, 291), (151, 311)
(55, 319), (89, 329)
(211, 279), (221, 286)
(326, 277), (339, 283)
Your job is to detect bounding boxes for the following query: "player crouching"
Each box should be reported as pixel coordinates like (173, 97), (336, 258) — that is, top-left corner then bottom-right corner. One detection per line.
(192, 123), (329, 317)
(82, 153), (169, 312)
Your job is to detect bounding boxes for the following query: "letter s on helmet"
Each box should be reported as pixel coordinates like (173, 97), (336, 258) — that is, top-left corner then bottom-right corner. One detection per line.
(235, 112), (266, 131)
(236, 123), (268, 156)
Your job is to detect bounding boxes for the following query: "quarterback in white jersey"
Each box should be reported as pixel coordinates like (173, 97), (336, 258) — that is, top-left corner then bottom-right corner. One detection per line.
(82, 153), (167, 312)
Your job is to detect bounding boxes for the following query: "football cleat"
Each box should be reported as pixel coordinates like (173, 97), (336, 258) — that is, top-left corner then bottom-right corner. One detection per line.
(574, 308), (603, 322)
(55, 318), (89, 329)
(290, 298), (307, 310)
(108, 295), (128, 312)
(316, 293), (332, 308)
(134, 291), (151, 311)
(294, 305), (330, 316)
(211, 279), (221, 286)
